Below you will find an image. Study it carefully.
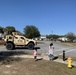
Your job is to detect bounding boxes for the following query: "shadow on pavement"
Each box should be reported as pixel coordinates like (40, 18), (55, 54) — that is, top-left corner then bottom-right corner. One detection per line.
(15, 47), (28, 49)
(53, 56), (58, 60)
(14, 46), (40, 50)
(0, 51), (27, 65)
(35, 58), (43, 61)
(0, 51), (28, 57)
(0, 46), (40, 57)
(34, 47), (40, 49)
(0, 47), (40, 64)
(0, 46), (40, 64)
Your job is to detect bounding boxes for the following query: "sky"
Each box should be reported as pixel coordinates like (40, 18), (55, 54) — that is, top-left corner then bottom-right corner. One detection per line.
(0, 0), (76, 35)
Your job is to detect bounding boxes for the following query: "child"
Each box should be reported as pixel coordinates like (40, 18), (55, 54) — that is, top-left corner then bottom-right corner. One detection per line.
(63, 50), (65, 61)
(48, 43), (54, 60)
(33, 48), (37, 61)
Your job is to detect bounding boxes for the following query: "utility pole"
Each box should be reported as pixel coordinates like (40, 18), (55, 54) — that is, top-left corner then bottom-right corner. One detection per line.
(52, 30), (53, 43)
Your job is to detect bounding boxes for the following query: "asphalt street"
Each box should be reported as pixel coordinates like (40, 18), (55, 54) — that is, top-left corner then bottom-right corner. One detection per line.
(38, 41), (76, 57)
(0, 41), (76, 57)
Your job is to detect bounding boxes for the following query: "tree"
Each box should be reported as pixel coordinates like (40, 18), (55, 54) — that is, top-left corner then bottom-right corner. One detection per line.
(46, 34), (59, 41)
(4, 26), (16, 34)
(0, 26), (4, 33)
(24, 25), (40, 38)
(65, 32), (76, 42)
(16, 30), (23, 35)
(46, 35), (51, 40)
(51, 34), (59, 40)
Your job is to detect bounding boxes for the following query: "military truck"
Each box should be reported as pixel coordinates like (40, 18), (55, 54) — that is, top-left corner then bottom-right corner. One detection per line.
(4, 32), (37, 50)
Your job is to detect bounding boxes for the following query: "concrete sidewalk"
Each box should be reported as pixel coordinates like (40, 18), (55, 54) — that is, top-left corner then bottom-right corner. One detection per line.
(12, 55), (76, 66)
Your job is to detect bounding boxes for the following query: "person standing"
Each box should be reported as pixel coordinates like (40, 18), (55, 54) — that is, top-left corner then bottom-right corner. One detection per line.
(48, 43), (54, 60)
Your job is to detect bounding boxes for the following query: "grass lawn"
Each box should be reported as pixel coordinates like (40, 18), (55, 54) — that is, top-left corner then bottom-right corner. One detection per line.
(0, 57), (76, 75)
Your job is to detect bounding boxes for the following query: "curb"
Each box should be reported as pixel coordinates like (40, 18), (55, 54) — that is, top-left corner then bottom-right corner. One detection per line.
(12, 55), (76, 66)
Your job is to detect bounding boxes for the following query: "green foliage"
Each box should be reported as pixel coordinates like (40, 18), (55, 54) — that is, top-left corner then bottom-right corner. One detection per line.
(46, 34), (59, 40)
(4, 26), (16, 34)
(0, 26), (4, 33)
(65, 32), (76, 42)
(24, 25), (40, 38)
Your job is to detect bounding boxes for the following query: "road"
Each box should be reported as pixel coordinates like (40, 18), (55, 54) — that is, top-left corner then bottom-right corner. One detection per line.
(0, 41), (76, 57)
(37, 41), (76, 57)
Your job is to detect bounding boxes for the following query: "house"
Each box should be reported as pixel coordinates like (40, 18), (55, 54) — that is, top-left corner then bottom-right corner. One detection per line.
(34, 35), (47, 41)
(0, 33), (4, 40)
(58, 37), (69, 42)
(39, 35), (47, 40)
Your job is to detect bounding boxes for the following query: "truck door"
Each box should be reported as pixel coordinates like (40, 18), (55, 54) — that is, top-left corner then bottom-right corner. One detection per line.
(14, 36), (20, 45)
(18, 37), (25, 45)
(14, 36), (26, 45)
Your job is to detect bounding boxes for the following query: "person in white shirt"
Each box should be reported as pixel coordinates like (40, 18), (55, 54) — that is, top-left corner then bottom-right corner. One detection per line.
(48, 43), (54, 60)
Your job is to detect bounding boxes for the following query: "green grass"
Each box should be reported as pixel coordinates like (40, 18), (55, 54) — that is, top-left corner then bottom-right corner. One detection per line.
(0, 58), (76, 75)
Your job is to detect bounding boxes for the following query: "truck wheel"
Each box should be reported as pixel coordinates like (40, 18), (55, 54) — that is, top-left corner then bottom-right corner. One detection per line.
(28, 43), (34, 50)
(6, 43), (14, 50)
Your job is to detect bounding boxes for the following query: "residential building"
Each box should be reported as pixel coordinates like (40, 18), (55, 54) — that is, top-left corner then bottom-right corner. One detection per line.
(58, 37), (69, 41)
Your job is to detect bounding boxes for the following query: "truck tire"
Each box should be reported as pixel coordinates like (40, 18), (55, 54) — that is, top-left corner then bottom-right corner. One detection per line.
(6, 43), (14, 50)
(28, 43), (34, 50)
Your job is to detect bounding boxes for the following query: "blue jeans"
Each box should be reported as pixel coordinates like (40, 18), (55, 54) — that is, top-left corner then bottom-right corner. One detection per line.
(48, 54), (54, 60)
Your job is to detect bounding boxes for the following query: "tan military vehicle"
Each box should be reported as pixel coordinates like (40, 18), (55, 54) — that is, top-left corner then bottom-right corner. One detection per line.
(4, 32), (37, 50)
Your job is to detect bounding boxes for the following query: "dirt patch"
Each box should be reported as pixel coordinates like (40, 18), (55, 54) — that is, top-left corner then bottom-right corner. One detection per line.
(0, 58), (76, 75)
